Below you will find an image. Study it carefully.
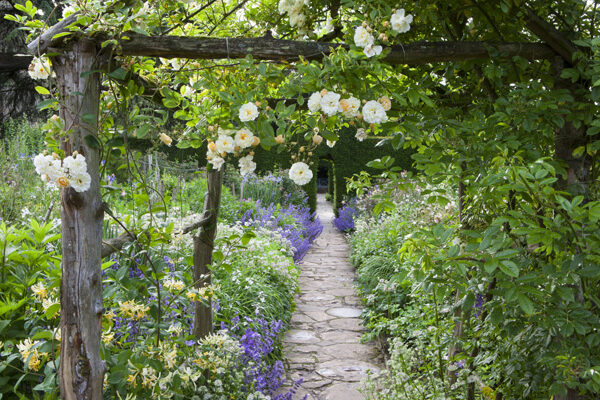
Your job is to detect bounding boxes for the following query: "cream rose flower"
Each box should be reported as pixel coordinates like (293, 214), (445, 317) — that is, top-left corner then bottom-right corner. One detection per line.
(362, 100), (388, 124)
(234, 128), (254, 149)
(307, 91), (322, 112)
(355, 128), (368, 142)
(354, 26), (374, 48)
(320, 91), (341, 116)
(215, 135), (235, 153)
(289, 162), (313, 186)
(238, 154), (256, 176)
(364, 44), (383, 58)
(391, 8), (413, 33)
(239, 102), (259, 122)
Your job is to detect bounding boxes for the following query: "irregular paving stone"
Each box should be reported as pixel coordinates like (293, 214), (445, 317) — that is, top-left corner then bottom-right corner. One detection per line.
(321, 382), (365, 400)
(315, 360), (380, 382)
(285, 329), (319, 343)
(328, 318), (364, 331)
(326, 307), (363, 318)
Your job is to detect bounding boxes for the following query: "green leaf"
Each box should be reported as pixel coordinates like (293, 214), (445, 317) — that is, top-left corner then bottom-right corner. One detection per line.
(44, 303), (60, 319)
(499, 260), (519, 277)
(36, 98), (58, 111)
(108, 67), (128, 80)
(517, 293), (534, 315)
(34, 86), (50, 95)
(484, 258), (499, 274)
(52, 31), (72, 40)
(83, 134), (102, 149)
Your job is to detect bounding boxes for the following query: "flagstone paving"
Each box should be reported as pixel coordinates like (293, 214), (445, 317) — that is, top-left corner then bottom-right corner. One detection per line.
(279, 194), (382, 400)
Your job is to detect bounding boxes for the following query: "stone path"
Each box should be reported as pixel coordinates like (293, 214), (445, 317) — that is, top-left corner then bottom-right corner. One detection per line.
(279, 194), (382, 400)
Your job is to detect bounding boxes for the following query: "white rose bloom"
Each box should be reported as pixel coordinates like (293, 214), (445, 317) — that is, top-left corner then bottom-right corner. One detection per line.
(326, 140), (336, 148)
(35, 155), (62, 183)
(239, 102), (259, 122)
(33, 153), (48, 175)
(355, 128), (368, 142)
(354, 26), (374, 48)
(362, 100), (388, 124)
(209, 156), (225, 170)
(320, 91), (341, 116)
(215, 135), (234, 153)
(238, 155), (256, 176)
(391, 9), (413, 33)
(289, 162), (313, 186)
(278, 0), (295, 13)
(289, 11), (306, 27)
(364, 44), (383, 58)
(307, 92), (322, 112)
(28, 57), (51, 80)
(63, 154), (87, 175)
(338, 96), (361, 118)
(234, 128), (254, 149)
(70, 172), (91, 192)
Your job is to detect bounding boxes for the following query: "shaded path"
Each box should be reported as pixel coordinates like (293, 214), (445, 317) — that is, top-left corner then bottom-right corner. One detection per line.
(280, 194), (382, 400)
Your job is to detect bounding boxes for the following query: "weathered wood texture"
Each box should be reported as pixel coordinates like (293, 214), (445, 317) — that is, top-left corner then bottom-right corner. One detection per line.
(52, 39), (105, 400)
(192, 168), (222, 338)
(27, 13), (79, 55)
(118, 35), (556, 64)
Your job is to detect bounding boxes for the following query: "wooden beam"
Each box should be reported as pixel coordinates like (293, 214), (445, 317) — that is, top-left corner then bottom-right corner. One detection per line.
(524, 8), (580, 64)
(117, 35), (557, 65)
(27, 13), (79, 56)
(7, 33), (557, 74)
(0, 53), (31, 72)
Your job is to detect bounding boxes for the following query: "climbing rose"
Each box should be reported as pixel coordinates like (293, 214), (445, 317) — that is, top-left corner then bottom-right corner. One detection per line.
(63, 154), (87, 175)
(354, 26), (374, 48)
(215, 135), (234, 154)
(378, 96), (392, 111)
(320, 91), (341, 116)
(391, 9), (413, 33)
(238, 154), (256, 176)
(28, 57), (51, 80)
(234, 128), (254, 149)
(239, 102), (259, 122)
(289, 162), (313, 186)
(70, 172), (92, 193)
(307, 92), (322, 112)
(208, 154), (225, 170)
(364, 44), (382, 58)
(326, 140), (336, 148)
(339, 96), (360, 118)
(355, 128), (367, 142)
(362, 100), (388, 124)
(159, 133), (173, 146)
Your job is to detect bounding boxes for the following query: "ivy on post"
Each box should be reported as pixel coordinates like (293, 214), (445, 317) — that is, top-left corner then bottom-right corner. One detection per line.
(192, 167), (222, 338)
(51, 39), (105, 400)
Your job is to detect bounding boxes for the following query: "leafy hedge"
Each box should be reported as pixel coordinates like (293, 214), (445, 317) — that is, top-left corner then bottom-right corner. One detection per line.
(252, 127), (413, 213)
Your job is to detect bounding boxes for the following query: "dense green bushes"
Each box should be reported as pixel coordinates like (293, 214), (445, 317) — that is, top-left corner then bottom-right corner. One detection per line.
(349, 170), (600, 399)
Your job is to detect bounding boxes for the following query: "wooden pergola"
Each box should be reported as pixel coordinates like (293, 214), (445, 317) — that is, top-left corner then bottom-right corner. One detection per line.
(18, 10), (582, 400)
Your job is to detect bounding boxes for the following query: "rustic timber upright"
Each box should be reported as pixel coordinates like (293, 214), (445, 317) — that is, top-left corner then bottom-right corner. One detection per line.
(24, 9), (589, 400)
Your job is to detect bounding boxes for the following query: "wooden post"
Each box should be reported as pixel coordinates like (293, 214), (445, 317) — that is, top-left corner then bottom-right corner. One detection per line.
(52, 39), (105, 400)
(192, 167), (222, 338)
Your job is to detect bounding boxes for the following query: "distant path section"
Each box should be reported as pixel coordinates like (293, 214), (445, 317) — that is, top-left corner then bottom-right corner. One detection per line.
(280, 193), (382, 400)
